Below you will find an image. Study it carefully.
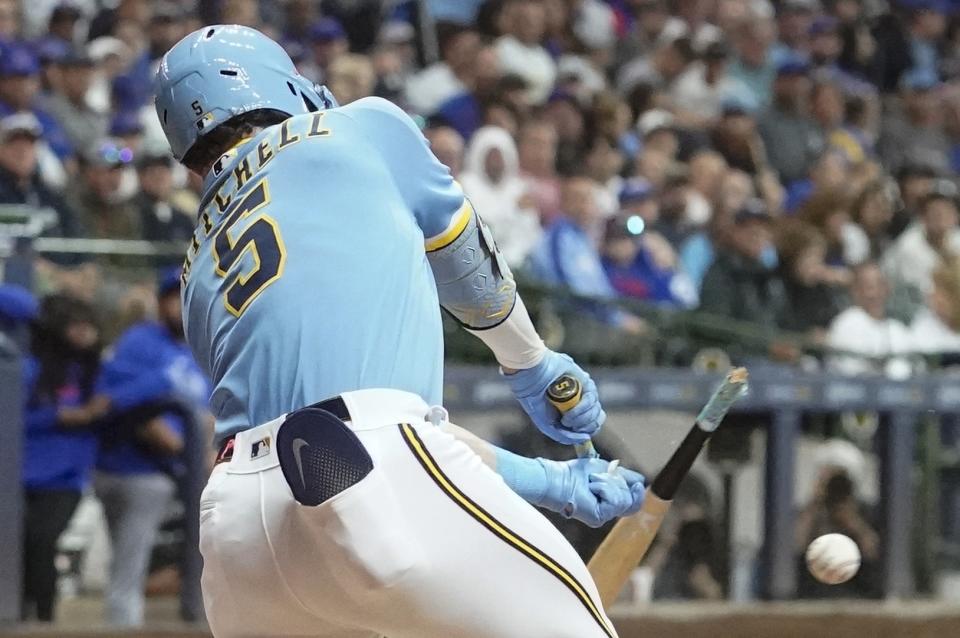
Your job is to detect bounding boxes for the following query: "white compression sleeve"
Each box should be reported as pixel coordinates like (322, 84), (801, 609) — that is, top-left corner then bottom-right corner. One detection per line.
(465, 295), (547, 371)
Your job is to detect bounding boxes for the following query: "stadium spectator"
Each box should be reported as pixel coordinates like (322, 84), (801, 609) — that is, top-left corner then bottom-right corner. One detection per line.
(0, 0), (18, 39)
(87, 36), (133, 115)
(21, 294), (106, 622)
(686, 150), (728, 227)
(652, 511), (723, 600)
(808, 16), (844, 73)
(710, 98), (763, 175)
(405, 26), (483, 115)
(845, 181), (895, 265)
(529, 175), (646, 332)
(110, 5), (186, 114)
(583, 136), (627, 217)
(434, 43), (502, 140)
(890, 162), (938, 237)
(41, 50), (108, 153)
(670, 40), (745, 126)
(601, 213), (697, 308)
(46, 3), (83, 45)
(370, 21), (417, 105)
(618, 177), (660, 227)
(494, 0), (556, 104)
(776, 221), (848, 336)
(460, 126), (540, 267)
(590, 90), (635, 160)
(727, 15), (777, 107)
(618, 34), (696, 95)
(0, 113), (80, 238)
(827, 262), (914, 376)
(774, 0), (818, 61)
(615, 0), (676, 64)
(638, 109), (680, 161)
(699, 199), (786, 330)
(834, 0), (875, 79)
(68, 138), (140, 240)
(877, 70), (949, 175)
(911, 256), (960, 354)
(88, 0), (151, 42)
(424, 124), (465, 176)
(883, 181), (960, 300)
(95, 269), (210, 627)
(325, 53), (376, 105)
(757, 56), (825, 187)
(297, 18), (348, 85)
(799, 189), (858, 268)
(34, 36), (69, 97)
(811, 77), (846, 141)
(680, 169), (758, 291)
(517, 120), (561, 222)
(133, 150), (194, 245)
(796, 439), (881, 599)
(544, 92), (589, 175)
(0, 42), (73, 160)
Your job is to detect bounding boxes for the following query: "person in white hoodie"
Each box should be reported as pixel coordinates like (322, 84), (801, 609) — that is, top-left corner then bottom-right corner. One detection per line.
(460, 126), (542, 268)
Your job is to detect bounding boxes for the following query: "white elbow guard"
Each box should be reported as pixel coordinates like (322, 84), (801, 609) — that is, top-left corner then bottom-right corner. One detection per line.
(427, 211), (517, 330)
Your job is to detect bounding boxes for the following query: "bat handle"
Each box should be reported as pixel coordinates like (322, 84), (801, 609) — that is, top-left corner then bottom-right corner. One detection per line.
(547, 374), (599, 459)
(574, 440), (597, 458)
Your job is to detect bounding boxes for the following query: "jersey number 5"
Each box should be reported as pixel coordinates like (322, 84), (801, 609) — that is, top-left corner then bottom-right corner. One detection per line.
(212, 178), (286, 316)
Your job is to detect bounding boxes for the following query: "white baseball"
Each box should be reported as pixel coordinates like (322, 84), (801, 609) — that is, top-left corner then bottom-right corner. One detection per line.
(805, 533), (861, 585)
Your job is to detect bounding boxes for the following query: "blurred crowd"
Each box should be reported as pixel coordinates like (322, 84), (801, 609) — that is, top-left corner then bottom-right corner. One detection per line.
(0, 0), (956, 371)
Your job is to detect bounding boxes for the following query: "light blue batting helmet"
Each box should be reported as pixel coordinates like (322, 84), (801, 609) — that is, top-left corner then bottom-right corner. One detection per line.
(154, 25), (338, 161)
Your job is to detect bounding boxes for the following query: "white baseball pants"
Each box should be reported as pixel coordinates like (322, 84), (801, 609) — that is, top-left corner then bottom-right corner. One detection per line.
(199, 389), (617, 638)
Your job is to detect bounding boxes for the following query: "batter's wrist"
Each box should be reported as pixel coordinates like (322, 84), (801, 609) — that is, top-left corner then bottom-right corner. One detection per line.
(493, 447), (550, 506)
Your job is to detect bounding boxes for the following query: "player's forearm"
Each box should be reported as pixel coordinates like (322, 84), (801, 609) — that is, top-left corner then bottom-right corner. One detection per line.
(466, 294), (547, 371)
(426, 208), (546, 370)
(492, 446), (553, 507)
(439, 421), (552, 506)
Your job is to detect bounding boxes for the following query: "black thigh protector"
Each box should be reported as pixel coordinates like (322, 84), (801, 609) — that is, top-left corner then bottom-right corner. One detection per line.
(276, 407), (373, 506)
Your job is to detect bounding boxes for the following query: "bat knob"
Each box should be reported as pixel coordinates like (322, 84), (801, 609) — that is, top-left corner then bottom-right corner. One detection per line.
(547, 374), (582, 414)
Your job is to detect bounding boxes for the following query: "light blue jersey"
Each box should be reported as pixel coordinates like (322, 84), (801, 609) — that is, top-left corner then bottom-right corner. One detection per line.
(181, 98), (469, 442)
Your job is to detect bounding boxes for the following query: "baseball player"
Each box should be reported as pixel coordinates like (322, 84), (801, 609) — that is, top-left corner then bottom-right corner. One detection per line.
(154, 25), (644, 638)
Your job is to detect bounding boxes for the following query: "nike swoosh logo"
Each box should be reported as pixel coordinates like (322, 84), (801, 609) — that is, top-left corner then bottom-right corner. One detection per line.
(292, 438), (309, 488)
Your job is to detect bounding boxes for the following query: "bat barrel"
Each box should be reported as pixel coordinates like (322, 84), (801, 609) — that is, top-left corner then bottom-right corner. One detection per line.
(650, 425), (711, 500)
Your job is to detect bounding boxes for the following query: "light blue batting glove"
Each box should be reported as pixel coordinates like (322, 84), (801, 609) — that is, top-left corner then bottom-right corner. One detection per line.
(538, 457), (645, 528)
(502, 350), (605, 445)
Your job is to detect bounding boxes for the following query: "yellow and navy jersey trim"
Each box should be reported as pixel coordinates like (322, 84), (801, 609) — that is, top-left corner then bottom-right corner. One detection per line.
(398, 423), (616, 638)
(424, 200), (473, 252)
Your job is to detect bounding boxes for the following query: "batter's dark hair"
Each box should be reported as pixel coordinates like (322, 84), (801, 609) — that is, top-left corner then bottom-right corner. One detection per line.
(182, 108), (291, 174)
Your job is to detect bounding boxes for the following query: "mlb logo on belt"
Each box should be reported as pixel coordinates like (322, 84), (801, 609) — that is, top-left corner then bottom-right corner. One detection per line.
(251, 436), (272, 459)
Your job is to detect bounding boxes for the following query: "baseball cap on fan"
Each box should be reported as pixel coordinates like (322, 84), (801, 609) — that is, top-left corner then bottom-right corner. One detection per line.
(734, 198), (773, 224)
(637, 109), (675, 138)
(157, 266), (182, 298)
(619, 177), (655, 205)
(0, 43), (39, 77)
(310, 18), (346, 43)
(0, 112), (42, 142)
(378, 20), (415, 45)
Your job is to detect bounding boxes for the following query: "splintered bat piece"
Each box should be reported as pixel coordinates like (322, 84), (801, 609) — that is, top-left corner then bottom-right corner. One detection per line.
(587, 367), (749, 607)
